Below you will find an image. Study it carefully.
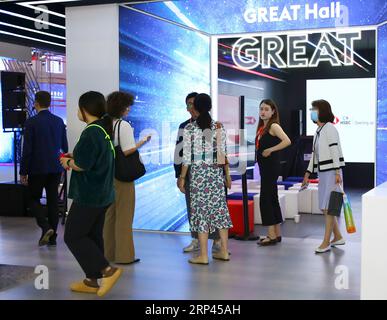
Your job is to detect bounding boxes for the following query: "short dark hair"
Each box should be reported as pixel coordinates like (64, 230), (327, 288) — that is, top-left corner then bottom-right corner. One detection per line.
(106, 91), (135, 118)
(311, 99), (335, 123)
(79, 91), (113, 139)
(35, 91), (51, 108)
(185, 92), (198, 104)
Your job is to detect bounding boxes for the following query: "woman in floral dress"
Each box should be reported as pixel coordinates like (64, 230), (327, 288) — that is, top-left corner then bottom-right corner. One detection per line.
(178, 93), (233, 265)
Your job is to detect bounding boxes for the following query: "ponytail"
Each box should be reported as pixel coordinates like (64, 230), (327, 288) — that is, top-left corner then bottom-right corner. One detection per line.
(101, 114), (113, 140)
(196, 111), (212, 131)
(194, 93), (212, 131)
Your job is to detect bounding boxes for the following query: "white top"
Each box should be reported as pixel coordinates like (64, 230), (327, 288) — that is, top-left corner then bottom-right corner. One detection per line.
(113, 119), (136, 151)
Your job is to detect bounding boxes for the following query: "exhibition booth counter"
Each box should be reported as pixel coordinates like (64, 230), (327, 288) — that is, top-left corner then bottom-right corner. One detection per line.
(361, 182), (387, 300)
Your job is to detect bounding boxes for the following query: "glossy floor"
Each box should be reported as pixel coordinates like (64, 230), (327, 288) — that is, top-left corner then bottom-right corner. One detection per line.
(0, 198), (362, 300)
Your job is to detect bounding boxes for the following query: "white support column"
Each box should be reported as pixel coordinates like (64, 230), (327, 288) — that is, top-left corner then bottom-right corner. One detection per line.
(210, 36), (218, 121)
(66, 4), (120, 152)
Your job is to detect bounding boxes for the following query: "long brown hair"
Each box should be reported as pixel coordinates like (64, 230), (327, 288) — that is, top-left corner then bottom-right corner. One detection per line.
(256, 99), (280, 137)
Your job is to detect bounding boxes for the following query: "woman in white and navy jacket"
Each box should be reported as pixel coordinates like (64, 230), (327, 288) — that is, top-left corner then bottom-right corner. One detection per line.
(302, 99), (345, 254)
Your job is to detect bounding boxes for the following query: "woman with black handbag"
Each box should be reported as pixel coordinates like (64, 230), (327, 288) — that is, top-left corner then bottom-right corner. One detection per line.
(302, 99), (346, 254)
(103, 91), (151, 264)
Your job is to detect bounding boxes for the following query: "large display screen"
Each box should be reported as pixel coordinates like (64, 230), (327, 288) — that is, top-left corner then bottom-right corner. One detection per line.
(119, 7), (210, 232)
(0, 59), (14, 164)
(306, 78), (376, 163)
(377, 24), (387, 185)
(128, 0), (386, 186)
(131, 0), (386, 35)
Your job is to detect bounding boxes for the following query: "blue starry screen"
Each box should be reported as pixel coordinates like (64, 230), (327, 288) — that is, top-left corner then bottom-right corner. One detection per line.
(119, 6), (210, 231)
(377, 24), (387, 186)
(132, 0), (386, 34)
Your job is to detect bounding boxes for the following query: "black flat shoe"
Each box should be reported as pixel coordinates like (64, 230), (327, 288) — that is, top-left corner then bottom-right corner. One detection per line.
(47, 240), (57, 247)
(48, 233), (57, 247)
(39, 229), (54, 247)
(258, 237), (278, 246)
(116, 258), (141, 265)
(277, 236), (282, 243)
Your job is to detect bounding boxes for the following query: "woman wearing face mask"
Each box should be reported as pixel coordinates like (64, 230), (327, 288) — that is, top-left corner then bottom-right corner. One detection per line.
(60, 91), (122, 297)
(302, 100), (345, 254)
(255, 99), (291, 246)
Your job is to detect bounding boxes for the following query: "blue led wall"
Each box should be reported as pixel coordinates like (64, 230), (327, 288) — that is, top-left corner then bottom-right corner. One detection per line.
(377, 24), (387, 185)
(119, 6), (210, 231)
(132, 0), (386, 34)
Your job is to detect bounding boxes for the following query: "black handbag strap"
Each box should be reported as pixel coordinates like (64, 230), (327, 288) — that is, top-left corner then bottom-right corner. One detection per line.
(113, 119), (122, 148)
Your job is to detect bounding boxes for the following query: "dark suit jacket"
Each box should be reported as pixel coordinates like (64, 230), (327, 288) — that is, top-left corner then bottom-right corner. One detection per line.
(173, 118), (192, 178)
(20, 110), (68, 175)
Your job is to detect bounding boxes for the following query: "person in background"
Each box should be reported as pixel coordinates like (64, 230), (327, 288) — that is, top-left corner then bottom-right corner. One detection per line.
(60, 91), (122, 297)
(174, 92), (222, 254)
(302, 99), (345, 254)
(178, 93), (232, 265)
(20, 91), (68, 247)
(103, 91), (151, 264)
(255, 99), (291, 246)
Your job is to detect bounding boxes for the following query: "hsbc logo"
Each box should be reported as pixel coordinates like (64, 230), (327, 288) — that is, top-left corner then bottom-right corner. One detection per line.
(338, 116), (351, 125)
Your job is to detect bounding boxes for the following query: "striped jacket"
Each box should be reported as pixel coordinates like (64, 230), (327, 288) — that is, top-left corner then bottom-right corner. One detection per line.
(307, 122), (345, 174)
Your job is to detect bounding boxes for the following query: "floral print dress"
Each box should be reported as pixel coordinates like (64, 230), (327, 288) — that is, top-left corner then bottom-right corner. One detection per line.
(183, 120), (233, 234)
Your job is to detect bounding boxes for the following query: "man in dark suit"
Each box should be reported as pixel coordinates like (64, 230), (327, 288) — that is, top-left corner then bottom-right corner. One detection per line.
(20, 91), (68, 247)
(174, 92), (221, 253)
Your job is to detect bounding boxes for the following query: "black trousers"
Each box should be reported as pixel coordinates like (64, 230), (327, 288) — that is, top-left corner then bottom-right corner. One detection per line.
(28, 173), (62, 234)
(259, 167), (283, 227)
(64, 202), (110, 279)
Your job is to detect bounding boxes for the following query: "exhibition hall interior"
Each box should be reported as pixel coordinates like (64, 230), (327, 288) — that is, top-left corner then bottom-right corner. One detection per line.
(0, 0), (386, 301)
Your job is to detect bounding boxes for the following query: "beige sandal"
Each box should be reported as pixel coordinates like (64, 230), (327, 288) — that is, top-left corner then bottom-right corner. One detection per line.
(188, 256), (209, 265)
(212, 252), (230, 261)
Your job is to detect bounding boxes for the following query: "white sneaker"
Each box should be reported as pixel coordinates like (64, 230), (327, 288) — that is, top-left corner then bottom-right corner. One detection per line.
(315, 245), (331, 254)
(183, 239), (199, 253)
(331, 238), (346, 246)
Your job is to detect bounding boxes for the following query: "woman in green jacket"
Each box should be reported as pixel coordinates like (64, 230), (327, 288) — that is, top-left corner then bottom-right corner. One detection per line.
(60, 91), (122, 297)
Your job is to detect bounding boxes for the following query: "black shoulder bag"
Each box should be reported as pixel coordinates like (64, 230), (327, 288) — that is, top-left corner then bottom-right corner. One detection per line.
(113, 120), (146, 182)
